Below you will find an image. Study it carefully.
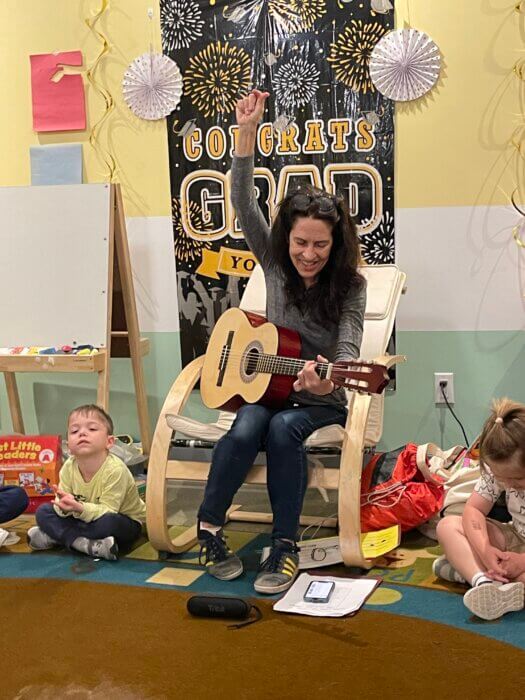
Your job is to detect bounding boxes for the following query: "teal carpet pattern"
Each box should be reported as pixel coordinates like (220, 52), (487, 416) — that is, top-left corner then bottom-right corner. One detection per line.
(2, 530), (525, 652)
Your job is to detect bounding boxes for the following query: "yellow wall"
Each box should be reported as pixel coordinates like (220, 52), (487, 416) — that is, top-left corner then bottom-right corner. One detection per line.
(1, 1), (521, 213)
(0, 0), (171, 218)
(395, 1), (523, 208)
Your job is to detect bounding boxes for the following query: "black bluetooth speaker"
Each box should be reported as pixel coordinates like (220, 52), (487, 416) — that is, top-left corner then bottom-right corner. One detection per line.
(187, 595), (252, 620)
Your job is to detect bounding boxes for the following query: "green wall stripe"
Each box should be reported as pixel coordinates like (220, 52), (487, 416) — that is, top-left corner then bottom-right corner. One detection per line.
(2, 331), (524, 454)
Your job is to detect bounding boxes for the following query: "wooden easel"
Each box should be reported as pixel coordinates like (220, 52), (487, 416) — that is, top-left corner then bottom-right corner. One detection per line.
(0, 184), (151, 454)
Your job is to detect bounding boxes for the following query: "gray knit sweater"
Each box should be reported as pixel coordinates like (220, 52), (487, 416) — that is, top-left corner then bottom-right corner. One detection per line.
(231, 155), (366, 407)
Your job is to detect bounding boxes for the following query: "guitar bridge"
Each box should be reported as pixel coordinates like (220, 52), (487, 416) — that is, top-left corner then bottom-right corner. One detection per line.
(217, 330), (234, 387)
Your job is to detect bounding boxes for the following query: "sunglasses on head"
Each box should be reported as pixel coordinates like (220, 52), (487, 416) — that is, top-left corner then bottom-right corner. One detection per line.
(290, 191), (340, 215)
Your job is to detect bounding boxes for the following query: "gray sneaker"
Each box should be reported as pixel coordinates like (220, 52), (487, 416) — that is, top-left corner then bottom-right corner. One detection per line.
(432, 555), (467, 584)
(87, 536), (119, 561)
(27, 526), (58, 551)
(254, 540), (299, 595)
(198, 528), (243, 581)
(463, 582), (525, 620)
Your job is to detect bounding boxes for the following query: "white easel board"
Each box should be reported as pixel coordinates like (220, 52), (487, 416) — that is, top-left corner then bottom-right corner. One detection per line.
(0, 183), (111, 348)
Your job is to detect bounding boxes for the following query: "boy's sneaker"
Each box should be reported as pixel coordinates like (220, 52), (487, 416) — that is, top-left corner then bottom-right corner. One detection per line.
(254, 539), (299, 595)
(463, 581), (525, 620)
(198, 527), (243, 581)
(432, 555), (467, 584)
(27, 526), (58, 551)
(87, 536), (119, 561)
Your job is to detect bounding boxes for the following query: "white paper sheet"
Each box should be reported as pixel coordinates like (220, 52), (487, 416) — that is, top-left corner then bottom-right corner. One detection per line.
(273, 573), (379, 617)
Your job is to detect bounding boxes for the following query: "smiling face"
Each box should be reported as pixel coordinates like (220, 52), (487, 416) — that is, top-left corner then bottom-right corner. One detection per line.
(288, 216), (334, 288)
(67, 411), (114, 459)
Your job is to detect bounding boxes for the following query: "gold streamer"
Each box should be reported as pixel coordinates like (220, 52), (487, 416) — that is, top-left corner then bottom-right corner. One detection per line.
(513, 59), (525, 81)
(85, 0), (116, 181)
(511, 188), (525, 217)
(512, 223), (525, 247)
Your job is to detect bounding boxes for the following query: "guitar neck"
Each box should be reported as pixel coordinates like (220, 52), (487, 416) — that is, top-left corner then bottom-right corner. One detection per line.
(251, 354), (329, 379)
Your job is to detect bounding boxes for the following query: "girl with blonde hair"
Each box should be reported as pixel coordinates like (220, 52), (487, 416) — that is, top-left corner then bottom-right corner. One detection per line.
(435, 398), (525, 620)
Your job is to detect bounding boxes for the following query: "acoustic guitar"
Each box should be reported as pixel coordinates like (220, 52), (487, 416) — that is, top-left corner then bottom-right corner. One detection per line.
(200, 308), (389, 411)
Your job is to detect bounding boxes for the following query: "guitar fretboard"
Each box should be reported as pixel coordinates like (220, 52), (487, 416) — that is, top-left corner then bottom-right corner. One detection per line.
(233, 349), (330, 378)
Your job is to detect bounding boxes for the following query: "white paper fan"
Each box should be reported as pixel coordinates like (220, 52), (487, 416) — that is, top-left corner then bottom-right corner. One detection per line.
(123, 52), (183, 120)
(369, 29), (441, 102)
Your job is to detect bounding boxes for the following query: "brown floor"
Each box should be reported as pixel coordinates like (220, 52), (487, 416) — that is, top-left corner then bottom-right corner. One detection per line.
(1, 578), (523, 700)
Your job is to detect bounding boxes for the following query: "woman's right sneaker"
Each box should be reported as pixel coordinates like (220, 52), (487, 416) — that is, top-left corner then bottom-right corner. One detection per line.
(198, 527), (243, 581)
(463, 581), (525, 620)
(27, 526), (58, 550)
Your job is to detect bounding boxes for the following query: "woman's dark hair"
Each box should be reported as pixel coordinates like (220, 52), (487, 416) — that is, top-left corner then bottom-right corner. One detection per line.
(270, 185), (364, 324)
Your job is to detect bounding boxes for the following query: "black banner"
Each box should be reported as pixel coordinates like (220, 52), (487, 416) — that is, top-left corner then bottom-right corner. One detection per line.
(161, 0), (394, 366)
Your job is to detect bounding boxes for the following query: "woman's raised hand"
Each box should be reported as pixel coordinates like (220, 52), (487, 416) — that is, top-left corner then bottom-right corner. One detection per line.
(236, 89), (270, 129)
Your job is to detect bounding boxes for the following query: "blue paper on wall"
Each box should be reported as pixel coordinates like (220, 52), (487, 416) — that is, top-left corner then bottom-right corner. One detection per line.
(30, 143), (83, 185)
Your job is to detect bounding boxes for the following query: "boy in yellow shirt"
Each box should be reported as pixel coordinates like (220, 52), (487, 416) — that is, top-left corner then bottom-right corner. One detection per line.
(28, 404), (145, 561)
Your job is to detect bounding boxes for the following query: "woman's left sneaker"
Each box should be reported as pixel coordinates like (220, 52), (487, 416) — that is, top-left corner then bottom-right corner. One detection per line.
(254, 539), (299, 595)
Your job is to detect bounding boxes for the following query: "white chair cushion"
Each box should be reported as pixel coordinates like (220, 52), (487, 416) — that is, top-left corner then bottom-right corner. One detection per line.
(167, 411), (371, 449)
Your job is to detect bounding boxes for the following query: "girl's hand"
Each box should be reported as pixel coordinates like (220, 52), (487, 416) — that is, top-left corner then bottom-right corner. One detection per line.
(54, 486), (83, 513)
(481, 544), (509, 582)
(490, 551), (525, 581)
(293, 355), (334, 395)
(235, 89), (270, 129)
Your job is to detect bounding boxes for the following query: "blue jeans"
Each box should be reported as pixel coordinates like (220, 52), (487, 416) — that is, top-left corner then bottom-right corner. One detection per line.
(198, 401), (347, 541)
(36, 503), (142, 551)
(0, 486), (29, 524)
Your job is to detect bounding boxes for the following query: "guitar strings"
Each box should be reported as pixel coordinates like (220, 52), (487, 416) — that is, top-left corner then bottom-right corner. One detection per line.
(218, 348), (373, 387)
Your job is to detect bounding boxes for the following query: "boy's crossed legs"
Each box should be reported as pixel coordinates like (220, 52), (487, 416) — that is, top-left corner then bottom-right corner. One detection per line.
(28, 503), (142, 561)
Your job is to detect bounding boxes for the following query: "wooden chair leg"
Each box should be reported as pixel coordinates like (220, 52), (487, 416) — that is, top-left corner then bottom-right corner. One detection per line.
(338, 393), (374, 568)
(146, 356), (204, 554)
(4, 372), (25, 434)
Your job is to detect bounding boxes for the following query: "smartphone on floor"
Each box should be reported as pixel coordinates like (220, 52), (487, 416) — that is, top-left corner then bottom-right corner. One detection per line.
(303, 579), (335, 603)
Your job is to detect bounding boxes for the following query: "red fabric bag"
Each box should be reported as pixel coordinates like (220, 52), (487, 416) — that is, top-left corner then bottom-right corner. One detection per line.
(360, 444), (445, 532)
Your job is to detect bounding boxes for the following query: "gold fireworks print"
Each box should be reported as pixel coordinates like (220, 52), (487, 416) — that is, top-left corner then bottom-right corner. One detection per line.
(328, 20), (388, 93)
(172, 198), (213, 263)
(268, 0), (326, 32)
(183, 41), (252, 117)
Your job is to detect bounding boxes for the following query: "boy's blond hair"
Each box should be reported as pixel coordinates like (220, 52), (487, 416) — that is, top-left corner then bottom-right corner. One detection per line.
(67, 404), (114, 435)
(479, 398), (525, 472)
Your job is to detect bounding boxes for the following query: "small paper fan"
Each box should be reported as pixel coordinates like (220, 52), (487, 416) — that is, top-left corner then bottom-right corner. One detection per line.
(369, 29), (441, 102)
(123, 52), (183, 120)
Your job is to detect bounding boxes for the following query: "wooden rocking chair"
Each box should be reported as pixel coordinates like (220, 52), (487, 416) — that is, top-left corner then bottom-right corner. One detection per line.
(146, 264), (406, 567)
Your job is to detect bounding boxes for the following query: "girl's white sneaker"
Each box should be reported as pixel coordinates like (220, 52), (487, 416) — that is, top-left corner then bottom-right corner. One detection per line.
(463, 581), (524, 620)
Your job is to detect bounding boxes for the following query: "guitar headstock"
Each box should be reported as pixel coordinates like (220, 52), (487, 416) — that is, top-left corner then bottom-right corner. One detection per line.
(331, 361), (390, 395)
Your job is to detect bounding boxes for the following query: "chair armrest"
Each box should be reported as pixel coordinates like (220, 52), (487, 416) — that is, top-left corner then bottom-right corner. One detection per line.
(337, 392), (373, 567)
(161, 355), (205, 418)
(373, 353), (406, 370)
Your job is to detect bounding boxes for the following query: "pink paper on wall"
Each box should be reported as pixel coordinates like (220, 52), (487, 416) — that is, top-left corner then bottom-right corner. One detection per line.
(30, 51), (86, 132)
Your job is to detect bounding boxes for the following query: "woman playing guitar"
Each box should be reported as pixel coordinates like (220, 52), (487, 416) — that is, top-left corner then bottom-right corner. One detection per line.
(197, 90), (367, 594)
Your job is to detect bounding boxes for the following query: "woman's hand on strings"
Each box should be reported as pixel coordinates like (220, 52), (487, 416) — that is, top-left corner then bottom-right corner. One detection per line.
(236, 89), (270, 129)
(293, 355), (334, 395)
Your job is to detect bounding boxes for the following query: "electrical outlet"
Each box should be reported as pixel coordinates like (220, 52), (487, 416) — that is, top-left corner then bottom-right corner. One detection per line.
(434, 372), (455, 404)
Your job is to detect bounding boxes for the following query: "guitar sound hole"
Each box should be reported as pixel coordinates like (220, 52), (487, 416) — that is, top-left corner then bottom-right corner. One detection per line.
(240, 341), (264, 384)
(244, 348), (259, 376)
